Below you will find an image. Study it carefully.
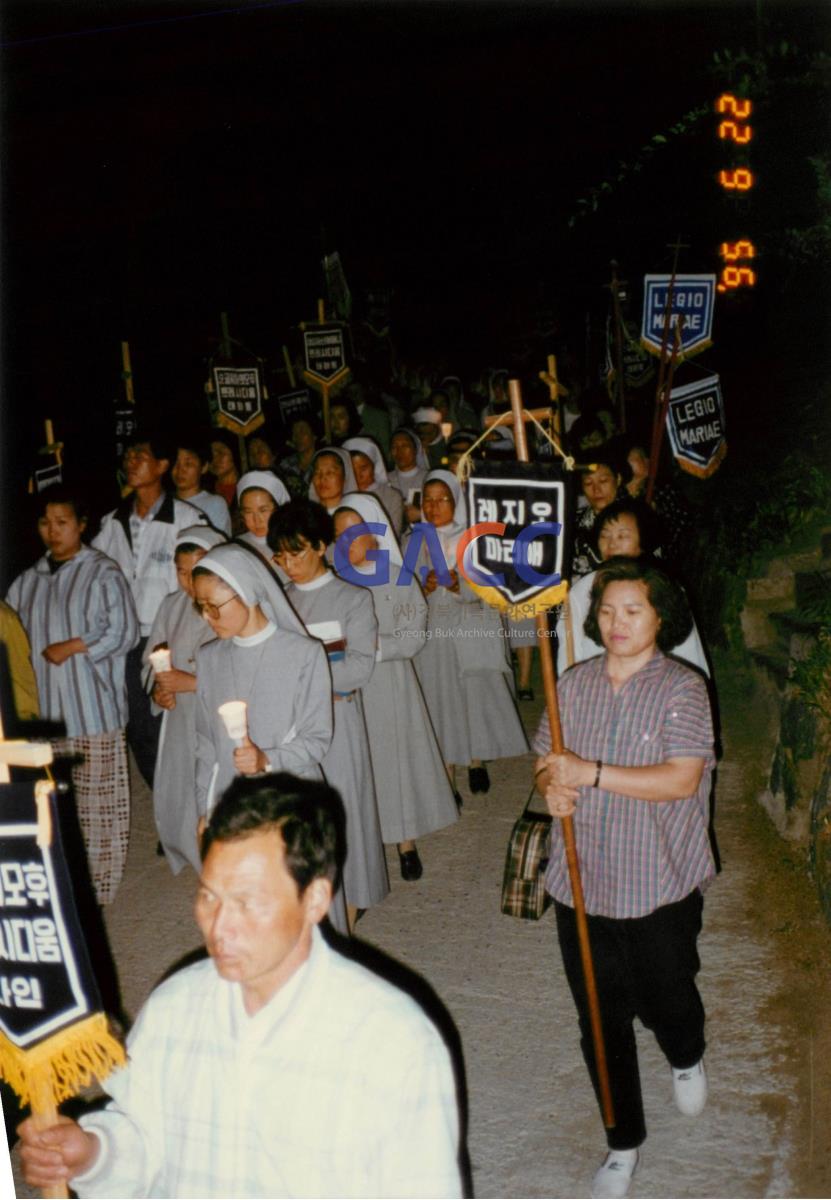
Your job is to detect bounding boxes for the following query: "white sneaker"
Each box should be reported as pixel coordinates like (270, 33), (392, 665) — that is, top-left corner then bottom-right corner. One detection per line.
(590, 1148), (639, 1199)
(672, 1058), (708, 1115)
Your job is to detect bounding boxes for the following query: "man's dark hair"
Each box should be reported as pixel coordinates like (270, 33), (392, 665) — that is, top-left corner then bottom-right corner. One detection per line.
(127, 428), (175, 466)
(173, 434), (210, 465)
(584, 556), (693, 652)
(593, 498), (662, 558)
(267, 498), (334, 553)
(33, 484), (90, 524)
(577, 442), (626, 480)
(201, 773), (344, 892)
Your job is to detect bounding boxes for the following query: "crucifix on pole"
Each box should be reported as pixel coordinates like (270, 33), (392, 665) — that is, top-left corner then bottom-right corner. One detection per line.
(484, 380), (615, 1130)
(538, 353), (569, 443)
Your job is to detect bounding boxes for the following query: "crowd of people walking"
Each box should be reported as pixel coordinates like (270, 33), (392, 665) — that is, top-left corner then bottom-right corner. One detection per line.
(6, 355), (717, 1199)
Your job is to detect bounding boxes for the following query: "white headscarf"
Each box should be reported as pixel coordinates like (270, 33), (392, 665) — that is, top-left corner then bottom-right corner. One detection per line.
(197, 542), (307, 636)
(422, 469), (467, 569)
(342, 437), (389, 486)
(412, 406), (442, 427)
(308, 447), (358, 510)
(236, 470), (290, 507)
(336, 491), (403, 567)
(390, 426), (429, 472)
(175, 524), (228, 553)
(422, 469), (467, 529)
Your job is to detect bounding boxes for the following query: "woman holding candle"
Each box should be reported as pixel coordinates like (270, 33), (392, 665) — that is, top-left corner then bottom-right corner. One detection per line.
(191, 542), (332, 822)
(142, 524), (227, 873)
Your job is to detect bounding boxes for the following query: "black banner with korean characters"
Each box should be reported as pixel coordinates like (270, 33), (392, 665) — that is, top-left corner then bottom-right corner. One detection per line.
(0, 782), (124, 1108)
(464, 461), (572, 617)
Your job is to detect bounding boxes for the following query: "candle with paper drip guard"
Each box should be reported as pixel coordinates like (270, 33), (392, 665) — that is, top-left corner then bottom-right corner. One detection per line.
(148, 645), (172, 674)
(218, 700), (249, 747)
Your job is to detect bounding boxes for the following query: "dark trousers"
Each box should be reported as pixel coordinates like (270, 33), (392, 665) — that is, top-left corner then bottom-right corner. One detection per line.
(125, 639), (161, 789)
(555, 890), (706, 1150)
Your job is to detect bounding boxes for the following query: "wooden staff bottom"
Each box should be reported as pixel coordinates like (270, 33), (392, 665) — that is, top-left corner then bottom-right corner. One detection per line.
(31, 1100), (69, 1200)
(536, 610), (615, 1129)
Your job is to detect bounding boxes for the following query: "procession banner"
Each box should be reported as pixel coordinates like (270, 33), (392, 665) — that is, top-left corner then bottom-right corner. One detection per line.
(277, 388), (313, 427)
(463, 461), (572, 618)
(302, 326), (349, 389)
(0, 782), (124, 1109)
(212, 366), (265, 436)
(641, 274), (716, 359)
(666, 374), (727, 478)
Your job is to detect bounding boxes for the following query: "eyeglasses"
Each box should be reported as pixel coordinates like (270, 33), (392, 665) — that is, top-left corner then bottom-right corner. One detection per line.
(193, 595), (238, 620)
(274, 544), (315, 564)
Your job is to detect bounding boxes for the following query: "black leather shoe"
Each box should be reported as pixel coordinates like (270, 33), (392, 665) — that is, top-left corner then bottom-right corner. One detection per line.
(399, 849), (423, 881)
(517, 687), (534, 702)
(468, 766), (490, 793)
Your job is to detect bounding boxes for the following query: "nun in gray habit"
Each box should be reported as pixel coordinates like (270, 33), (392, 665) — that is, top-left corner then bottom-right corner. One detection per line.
(411, 469), (529, 795)
(333, 492), (458, 881)
(143, 524), (227, 874)
(192, 542), (333, 816)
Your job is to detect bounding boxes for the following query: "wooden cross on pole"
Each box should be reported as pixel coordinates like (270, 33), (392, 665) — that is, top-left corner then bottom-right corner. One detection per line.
(538, 354), (569, 442)
(485, 380), (615, 1130)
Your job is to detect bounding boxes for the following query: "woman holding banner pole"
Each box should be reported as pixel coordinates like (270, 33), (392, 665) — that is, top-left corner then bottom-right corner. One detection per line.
(534, 557), (716, 1199)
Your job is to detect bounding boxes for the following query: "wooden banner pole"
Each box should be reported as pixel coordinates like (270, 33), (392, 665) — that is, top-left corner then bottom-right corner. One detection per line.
(120, 342), (135, 407)
(321, 382), (331, 444)
(499, 379), (615, 1129)
(282, 344), (297, 389)
(646, 317), (684, 506)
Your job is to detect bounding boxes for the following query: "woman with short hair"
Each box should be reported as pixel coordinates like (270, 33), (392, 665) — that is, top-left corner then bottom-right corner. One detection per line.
(557, 498), (709, 678)
(269, 498), (388, 929)
(534, 557), (716, 1198)
(7, 486), (139, 904)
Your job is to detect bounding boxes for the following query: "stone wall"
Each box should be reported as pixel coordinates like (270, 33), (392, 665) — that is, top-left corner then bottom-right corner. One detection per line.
(739, 528), (831, 845)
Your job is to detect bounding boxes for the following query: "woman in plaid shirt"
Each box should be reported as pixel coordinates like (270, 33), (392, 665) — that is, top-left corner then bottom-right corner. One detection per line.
(534, 557), (716, 1200)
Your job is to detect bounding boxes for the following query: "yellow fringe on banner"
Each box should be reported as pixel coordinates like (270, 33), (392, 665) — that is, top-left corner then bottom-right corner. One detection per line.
(466, 578), (569, 617)
(0, 1012), (126, 1108)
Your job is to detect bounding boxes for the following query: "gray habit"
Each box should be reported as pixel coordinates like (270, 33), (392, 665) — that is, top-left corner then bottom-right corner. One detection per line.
(359, 575), (458, 843)
(144, 589), (217, 874)
(287, 572), (389, 909)
(195, 626), (333, 817)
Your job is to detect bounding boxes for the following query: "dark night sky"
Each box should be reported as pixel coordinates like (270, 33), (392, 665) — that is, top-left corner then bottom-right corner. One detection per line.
(1, 0), (829, 575)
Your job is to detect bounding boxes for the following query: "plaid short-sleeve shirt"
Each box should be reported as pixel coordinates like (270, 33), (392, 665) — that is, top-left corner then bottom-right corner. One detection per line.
(533, 651), (716, 919)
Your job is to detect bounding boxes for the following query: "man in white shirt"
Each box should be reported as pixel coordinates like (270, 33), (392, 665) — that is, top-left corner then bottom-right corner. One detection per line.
(92, 431), (207, 785)
(19, 773), (464, 1199)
